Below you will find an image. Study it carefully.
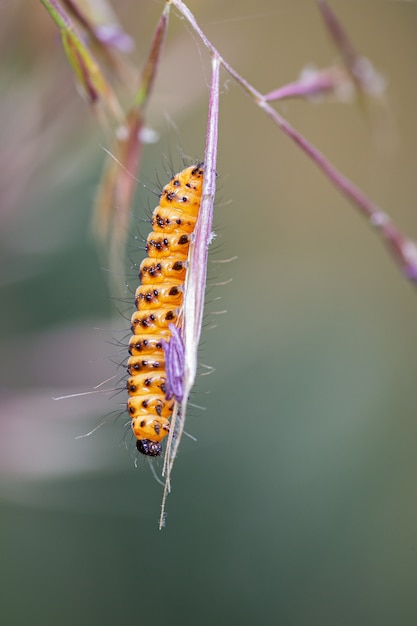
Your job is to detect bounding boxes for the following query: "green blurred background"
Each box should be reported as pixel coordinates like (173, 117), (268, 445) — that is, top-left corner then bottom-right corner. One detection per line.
(1, 1), (417, 624)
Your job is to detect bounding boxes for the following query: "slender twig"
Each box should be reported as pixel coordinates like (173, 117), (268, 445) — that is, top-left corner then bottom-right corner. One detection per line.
(159, 53), (220, 529)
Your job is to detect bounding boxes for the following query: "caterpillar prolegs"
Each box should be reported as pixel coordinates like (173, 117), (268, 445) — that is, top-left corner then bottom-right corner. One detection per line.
(127, 164), (204, 456)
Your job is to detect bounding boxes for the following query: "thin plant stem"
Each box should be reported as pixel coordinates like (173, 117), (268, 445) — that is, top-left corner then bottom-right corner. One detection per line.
(159, 54), (220, 529)
(169, 0), (417, 283)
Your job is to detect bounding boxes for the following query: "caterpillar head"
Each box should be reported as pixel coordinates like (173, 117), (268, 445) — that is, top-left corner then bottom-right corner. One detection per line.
(136, 439), (162, 457)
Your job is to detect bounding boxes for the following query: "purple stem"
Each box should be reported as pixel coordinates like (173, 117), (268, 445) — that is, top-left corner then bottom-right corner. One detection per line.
(264, 71), (339, 102)
(183, 54), (220, 398)
(162, 324), (185, 402)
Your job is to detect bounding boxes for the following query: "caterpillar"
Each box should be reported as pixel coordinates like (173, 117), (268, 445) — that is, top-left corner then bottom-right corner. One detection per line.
(127, 163), (204, 457)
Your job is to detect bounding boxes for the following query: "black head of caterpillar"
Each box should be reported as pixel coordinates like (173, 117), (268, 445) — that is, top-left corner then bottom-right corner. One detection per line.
(136, 439), (162, 457)
(127, 164), (204, 456)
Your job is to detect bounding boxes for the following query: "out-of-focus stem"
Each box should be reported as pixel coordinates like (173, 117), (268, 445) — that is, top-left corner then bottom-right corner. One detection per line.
(135, 2), (170, 107)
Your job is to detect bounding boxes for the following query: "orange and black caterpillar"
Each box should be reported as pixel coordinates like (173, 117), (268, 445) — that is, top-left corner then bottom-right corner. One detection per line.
(127, 164), (204, 457)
